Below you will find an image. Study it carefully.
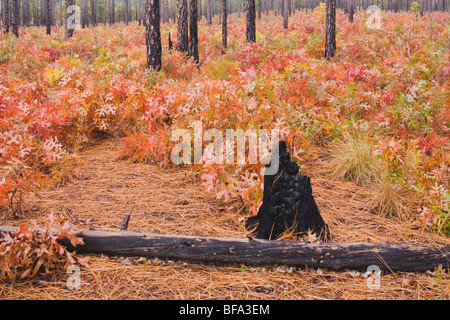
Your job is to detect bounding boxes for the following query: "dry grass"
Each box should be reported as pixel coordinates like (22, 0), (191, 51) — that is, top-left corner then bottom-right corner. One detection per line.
(329, 135), (381, 187)
(329, 136), (412, 219)
(368, 176), (411, 220)
(0, 139), (449, 300)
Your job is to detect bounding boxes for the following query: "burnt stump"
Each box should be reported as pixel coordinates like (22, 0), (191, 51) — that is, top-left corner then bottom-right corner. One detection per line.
(246, 141), (329, 241)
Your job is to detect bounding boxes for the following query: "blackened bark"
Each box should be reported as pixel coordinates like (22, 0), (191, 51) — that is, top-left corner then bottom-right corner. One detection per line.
(41, 0), (46, 27)
(349, 0), (354, 22)
(104, 0), (107, 24)
(189, 0), (199, 63)
(112, 0), (115, 23)
(3, 0), (10, 34)
(222, 0), (227, 51)
(3, 225), (447, 272)
(45, 0), (51, 34)
(246, 0), (256, 42)
(168, 31), (173, 49)
(177, 0), (189, 53)
(258, 0), (261, 19)
(283, 0), (288, 28)
(123, 0), (128, 24)
(246, 141), (329, 241)
(324, 0), (336, 59)
(11, 0), (19, 36)
(81, 0), (89, 27)
(23, 0), (30, 27)
(146, 0), (162, 70)
(206, 0), (212, 24)
(127, 0), (131, 21)
(91, 0), (98, 26)
(66, 0), (75, 38)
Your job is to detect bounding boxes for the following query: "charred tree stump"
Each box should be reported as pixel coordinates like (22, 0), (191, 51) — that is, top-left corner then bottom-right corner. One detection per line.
(246, 141), (329, 241)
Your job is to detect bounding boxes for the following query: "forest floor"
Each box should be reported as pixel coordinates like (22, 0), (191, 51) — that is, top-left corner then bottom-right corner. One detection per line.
(0, 138), (449, 300)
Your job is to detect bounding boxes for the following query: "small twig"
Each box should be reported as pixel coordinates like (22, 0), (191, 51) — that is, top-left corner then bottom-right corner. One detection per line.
(120, 215), (131, 231)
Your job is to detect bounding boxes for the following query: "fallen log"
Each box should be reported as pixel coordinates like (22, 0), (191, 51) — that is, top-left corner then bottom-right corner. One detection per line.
(0, 226), (448, 272)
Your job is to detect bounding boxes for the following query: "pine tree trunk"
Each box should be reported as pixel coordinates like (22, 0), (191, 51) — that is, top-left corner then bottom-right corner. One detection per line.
(2, 224), (446, 273)
(91, 0), (97, 25)
(177, 0), (189, 52)
(23, 0), (30, 27)
(222, 0), (227, 51)
(41, 0), (46, 27)
(59, 0), (63, 26)
(128, 0), (131, 21)
(349, 0), (354, 22)
(81, 0), (88, 27)
(66, 0), (75, 38)
(11, 0), (19, 36)
(189, 0), (199, 63)
(51, 0), (55, 26)
(104, 0), (107, 24)
(206, 0), (212, 24)
(112, 0), (115, 23)
(32, 0), (36, 25)
(146, 0), (162, 70)
(283, 0), (288, 28)
(324, 0), (336, 59)
(4, 0), (11, 33)
(258, 0), (261, 19)
(246, 0), (256, 42)
(164, 0), (169, 22)
(45, 0), (51, 34)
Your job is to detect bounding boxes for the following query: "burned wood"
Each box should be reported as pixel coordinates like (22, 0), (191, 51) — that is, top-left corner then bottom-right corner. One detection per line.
(120, 215), (131, 231)
(246, 141), (329, 241)
(0, 226), (448, 272)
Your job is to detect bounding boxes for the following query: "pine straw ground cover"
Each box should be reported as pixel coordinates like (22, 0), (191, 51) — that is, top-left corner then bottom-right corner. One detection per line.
(0, 139), (449, 300)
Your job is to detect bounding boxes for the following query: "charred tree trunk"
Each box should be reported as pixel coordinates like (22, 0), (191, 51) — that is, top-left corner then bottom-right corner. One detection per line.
(206, 0), (212, 24)
(41, 0), (46, 27)
(168, 31), (173, 49)
(91, 0), (98, 26)
(324, 0), (336, 59)
(189, 0), (199, 63)
(1, 226), (448, 272)
(66, 0), (75, 38)
(112, 0), (115, 23)
(3, 0), (10, 34)
(81, 0), (89, 27)
(104, 0), (107, 24)
(177, 0), (189, 53)
(146, 0), (162, 70)
(127, 0), (131, 22)
(33, 0), (38, 25)
(59, 0), (63, 26)
(222, 0), (227, 51)
(246, 141), (329, 241)
(23, 0), (30, 27)
(283, 0), (288, 28)
(349, 0), (354, 22)
(258, 0), (261, 19)
(11, 0), (19, 36)
(246, 0), (256, 42)
(45, 0), (51, 34)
